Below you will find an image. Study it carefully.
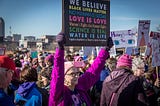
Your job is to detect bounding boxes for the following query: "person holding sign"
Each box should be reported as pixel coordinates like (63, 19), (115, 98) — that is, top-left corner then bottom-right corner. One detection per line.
(49, 32), (113, 106)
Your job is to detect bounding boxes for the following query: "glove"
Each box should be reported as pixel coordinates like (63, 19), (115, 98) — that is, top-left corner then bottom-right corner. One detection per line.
(56, 32), (66, 49)
(104, 37), (114, 51)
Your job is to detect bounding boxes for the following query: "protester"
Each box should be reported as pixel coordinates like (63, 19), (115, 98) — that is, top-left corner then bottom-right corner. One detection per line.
(45, 54), (54, 69)
(49, 32), (113, 106)
(14, 66), (42, 106)
(101, 54), (148, 106)
(38, 68), (51, 92)
(106, 57), (117, 72)
(32, 58), (39, 69)
(89, 57), (117, 106)
(7, 59), (22, 102)
(0, 55), (16, 106)
(65, 54), (74, 61)
(132, 56), (145, 77)
(37, 55), (46, 73)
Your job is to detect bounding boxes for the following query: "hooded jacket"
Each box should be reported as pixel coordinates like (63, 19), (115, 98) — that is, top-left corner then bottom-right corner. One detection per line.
(15, 82), (42, 106)
(100, 68), (148, 106)
(49, 48), (109, 106)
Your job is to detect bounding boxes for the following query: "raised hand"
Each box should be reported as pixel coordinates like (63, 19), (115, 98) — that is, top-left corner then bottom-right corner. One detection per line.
(104, 37), (114, 51)
(56, 32), (66, 49)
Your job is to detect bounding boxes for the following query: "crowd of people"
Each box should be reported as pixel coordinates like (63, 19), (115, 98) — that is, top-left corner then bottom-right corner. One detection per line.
(0, 32), (160, 106)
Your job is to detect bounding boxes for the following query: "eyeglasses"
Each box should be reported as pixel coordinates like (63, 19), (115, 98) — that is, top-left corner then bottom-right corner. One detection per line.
(0, 68), (14, 75)
(66, 72), (81, 77)
(8, 70), (14, 76)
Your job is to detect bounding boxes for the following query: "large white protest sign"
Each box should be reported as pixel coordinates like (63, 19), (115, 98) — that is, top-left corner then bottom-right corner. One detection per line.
(137, 20), (150, 47)
(110, 28), (137, 48)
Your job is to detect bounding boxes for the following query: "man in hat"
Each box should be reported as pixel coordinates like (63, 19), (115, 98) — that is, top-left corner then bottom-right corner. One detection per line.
(0, 55), (16, 106)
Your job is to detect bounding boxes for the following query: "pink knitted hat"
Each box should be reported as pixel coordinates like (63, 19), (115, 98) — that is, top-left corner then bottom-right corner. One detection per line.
(64, 61), (74, 75)
(74, 56), (83, 62)
(116, 54), (132, 68)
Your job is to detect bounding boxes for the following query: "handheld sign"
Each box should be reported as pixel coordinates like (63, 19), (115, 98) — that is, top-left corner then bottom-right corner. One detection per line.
(63, 0), (110, 46)
(150, 31), (160, 67)
(137, 20), (150, 47)
(0, 47), (5, 55)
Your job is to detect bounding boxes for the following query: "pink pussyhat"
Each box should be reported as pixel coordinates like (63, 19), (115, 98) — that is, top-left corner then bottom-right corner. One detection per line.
(116, 54), (132, 68)
(64, 61), (74, 75)
(64, 61), (82, 75)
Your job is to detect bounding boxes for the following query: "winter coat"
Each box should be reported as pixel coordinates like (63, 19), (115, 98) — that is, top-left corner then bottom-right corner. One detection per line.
(15, 82), (42, 106)
(49, 48), (109, 106)
(100, 68), (148, 106)
(0, 88), (15, 106)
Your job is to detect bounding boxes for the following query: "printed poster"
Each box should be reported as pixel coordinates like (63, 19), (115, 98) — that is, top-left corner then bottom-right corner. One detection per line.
(63, 0), (110, 46)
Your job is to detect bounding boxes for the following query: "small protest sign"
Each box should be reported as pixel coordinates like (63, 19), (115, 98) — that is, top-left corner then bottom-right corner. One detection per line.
(0, 47), (5, 55)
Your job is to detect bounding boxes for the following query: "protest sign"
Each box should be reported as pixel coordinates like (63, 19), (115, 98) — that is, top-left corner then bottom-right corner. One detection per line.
(83, 46), (97, 57)
(31, 51), (38, 58)
(109, 45), (116, 57)
(0, 47), (5, 55)
(145, 42), (152, 56)
(63, 0), (110, 46)
(150, 31), (160, 67)
(125, 47), (133, 55)
(137, 20), (150, 47)
(110, 28), (137, 48)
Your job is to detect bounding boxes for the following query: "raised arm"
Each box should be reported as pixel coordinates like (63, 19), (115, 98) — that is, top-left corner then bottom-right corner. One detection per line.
(77, 37), (114, 90)
(49, 32), (65, 106)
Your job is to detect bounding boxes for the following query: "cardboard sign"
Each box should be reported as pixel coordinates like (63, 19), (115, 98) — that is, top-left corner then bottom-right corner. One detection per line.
(0, 47), (5, 55)
(63, 0), (110, 46)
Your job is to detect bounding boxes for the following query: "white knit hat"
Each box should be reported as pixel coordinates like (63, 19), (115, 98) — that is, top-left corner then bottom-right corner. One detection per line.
(132, 57), (144, 71)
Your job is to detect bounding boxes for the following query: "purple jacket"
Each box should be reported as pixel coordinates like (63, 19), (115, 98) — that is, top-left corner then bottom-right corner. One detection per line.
(49, 48), (109, 106)
(101, 68), (147, 106)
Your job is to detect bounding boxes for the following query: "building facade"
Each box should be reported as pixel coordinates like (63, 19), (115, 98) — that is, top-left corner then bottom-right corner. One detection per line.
(0, 17), (5, 42)
(12, 34), (21, 42)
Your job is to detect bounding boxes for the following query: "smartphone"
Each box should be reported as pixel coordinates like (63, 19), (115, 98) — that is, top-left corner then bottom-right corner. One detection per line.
(74, 61), (86, 68)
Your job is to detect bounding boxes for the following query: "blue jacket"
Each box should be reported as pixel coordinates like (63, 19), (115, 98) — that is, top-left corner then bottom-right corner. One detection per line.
(0, 88), (15, 106)
(15, 82), (42, 106)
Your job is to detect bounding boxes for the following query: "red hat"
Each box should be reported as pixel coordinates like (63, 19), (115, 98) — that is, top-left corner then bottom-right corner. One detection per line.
(0, 55), (16, 71)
